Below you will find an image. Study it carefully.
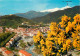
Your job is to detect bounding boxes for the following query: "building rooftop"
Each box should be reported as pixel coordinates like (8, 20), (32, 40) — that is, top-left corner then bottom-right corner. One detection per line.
(4, 50), (13, 54)
(19, 50), (32, 56)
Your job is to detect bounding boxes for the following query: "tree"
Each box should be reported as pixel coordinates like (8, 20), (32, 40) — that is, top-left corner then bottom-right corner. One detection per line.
(33, 14), (80, 56)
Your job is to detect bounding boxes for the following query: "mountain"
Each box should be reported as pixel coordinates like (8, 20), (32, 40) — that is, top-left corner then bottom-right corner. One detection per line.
(32, 6), (80, 23)
(15, 11), (49, 19)
(0, 15), (34, 28)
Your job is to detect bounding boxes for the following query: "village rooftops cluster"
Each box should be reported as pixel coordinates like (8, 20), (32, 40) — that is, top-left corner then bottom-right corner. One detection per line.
(6, 34), (20, 48)
(0, 47), (14, 56)
(5, 27), (49, 38)
(0, 47), (32, 56)
(0, 26), (49, 56)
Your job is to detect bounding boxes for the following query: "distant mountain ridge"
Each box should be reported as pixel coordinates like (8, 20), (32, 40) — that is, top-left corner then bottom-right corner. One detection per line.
(32, 6), (80, 23)
(15, 11), (49, 19)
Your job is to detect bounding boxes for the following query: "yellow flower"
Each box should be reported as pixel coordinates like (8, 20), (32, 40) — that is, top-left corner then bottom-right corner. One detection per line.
(52, 52), (55, 55)
(73, 39), (77, 48)
(76, 23), (80, 32)
(73, 14), (80, 23)
(66, 39), (71, 46)
(33, 14), (80, 56)
(38, 45), (40, 48)
(60, 15), (71, 28)
(72, 32), (78, 39)
(40, 39), (45, 45)
(57, 53), (60, 56)
(73, 38), (80, 50)
(62, 44), (66, 52)
(58, 50), (61, 52)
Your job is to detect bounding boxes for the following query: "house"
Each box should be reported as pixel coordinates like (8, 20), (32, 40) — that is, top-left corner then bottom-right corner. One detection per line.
(19, 50), (32, 56)
(9, 39), (14, 44)
(0, 47), (7, 52)
(0, 47), (14, 56)
(6, 42), (10, 48)
(0, 26), (3, 33)
(23, 33), (29, 39)
(3, 50), (14, 56)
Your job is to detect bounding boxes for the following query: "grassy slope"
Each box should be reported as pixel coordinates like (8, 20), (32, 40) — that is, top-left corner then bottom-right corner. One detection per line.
(32, 6), (80, 23)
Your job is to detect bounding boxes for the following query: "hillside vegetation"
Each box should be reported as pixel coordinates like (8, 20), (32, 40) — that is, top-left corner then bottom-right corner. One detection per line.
(32, 6), (80, 23)
(0, 15), (34, 28)
(0, 32), (15, 47)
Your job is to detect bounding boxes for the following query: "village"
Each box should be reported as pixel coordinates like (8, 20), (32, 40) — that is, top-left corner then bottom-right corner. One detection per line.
(0, 25), (49, 56)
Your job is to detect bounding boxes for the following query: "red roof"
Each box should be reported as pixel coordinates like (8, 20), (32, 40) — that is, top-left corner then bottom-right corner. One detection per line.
(4, 50), (13, 54)
(19, 50), (32, 56)
(10, 39), (14, 41)
(6, 43), (10, 46)
(1, 47), (7, 51)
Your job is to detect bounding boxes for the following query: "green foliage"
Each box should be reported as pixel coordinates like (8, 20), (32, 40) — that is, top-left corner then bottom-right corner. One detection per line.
(27, 42), (31, 46)
(14, 55), (19, 56)
(19, 25), (30, 28)
(0, 54), (3, 56)
(19, 40), (23, 43)
(0, 15), (34, 28)
(0, 32), (11, 43)
(2, 26), (6, 33)
(77, 52), (80, 55)
(6, 47), (19, 52)
(0, 33), (15, 47)
(6, 47), (15, 51)
(19, 40), (26, 48)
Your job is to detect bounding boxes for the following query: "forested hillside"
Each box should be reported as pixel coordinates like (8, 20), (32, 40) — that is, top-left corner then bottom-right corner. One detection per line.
(32, 6), (80, 23)
(0, 15), (34, 28)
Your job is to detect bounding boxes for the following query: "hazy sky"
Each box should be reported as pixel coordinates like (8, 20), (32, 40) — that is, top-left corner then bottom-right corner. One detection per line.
(0, 0), (79, 15)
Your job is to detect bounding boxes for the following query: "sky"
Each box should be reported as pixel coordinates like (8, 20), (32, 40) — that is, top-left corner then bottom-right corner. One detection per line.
(0, 0), (79, 15)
